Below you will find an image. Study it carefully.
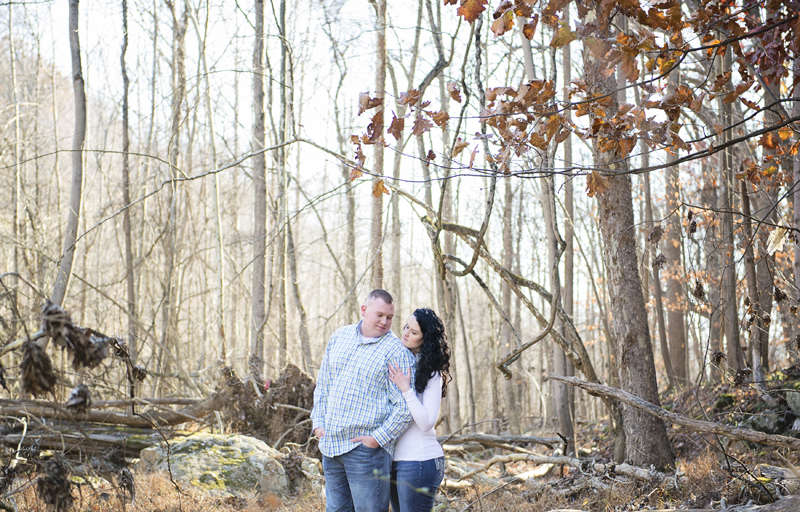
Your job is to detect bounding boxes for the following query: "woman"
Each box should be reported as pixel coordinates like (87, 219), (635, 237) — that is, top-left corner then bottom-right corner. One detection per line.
(388, 307), (451, 512)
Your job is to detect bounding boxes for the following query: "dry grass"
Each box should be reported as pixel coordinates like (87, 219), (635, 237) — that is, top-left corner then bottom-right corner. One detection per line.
(7, 471), (325, 512)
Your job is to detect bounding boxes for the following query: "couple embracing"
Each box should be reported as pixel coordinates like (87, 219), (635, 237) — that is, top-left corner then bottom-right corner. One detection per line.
(311, 289), (451, 512)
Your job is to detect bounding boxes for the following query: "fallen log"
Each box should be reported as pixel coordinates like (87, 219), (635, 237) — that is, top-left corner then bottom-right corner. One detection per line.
(455, 452), (676, 485)
(438, 433), (560, 449)
(543, 494), (800, 512)
(0, 393), (222, 428)
(0, 421), (166, 458)
(549, 375), (800, 451)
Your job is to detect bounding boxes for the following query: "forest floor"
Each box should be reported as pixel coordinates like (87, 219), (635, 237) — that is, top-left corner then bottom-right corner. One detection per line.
(8, 367), (800, 511)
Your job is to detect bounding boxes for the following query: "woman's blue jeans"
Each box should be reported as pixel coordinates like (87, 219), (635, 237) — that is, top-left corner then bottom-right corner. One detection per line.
(390, 457), (445, 512)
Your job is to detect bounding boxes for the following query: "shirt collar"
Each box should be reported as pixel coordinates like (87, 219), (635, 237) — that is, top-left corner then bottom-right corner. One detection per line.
(356, 320), (390, 344)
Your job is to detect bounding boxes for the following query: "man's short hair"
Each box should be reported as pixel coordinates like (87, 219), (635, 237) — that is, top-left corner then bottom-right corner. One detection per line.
(366, 289), (393, 305)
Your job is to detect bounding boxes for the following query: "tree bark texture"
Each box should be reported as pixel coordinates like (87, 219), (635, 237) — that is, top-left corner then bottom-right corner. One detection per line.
(250, 0), (267, 380)
(371, 0), (387, 289)
(580, 0), (674, 467)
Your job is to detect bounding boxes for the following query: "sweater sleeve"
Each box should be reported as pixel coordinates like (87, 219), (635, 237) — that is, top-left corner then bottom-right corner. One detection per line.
(401, 372), (442, 431)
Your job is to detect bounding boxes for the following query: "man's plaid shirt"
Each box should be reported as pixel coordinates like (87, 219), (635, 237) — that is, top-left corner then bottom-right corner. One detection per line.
(311, 322), (416, 458)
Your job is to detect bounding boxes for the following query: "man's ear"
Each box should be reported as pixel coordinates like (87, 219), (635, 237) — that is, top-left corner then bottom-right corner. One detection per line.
(360, 304), (367, 317)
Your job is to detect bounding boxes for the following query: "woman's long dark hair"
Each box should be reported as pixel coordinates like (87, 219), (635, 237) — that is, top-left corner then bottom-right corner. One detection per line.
(411, 308), (451, 397)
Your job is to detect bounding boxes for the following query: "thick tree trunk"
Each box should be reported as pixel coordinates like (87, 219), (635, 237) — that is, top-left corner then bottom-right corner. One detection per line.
(664, 65), (687, 385)
(250, 0), (267, 380)
(50, 0), (86, 312)
(580, 0), (674, 467)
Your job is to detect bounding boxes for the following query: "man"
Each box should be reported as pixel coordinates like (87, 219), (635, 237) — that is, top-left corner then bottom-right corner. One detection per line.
(311, 289), (415, 511)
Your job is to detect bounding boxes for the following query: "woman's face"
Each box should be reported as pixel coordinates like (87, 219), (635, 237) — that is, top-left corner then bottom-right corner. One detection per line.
(402, 315), (424, 353)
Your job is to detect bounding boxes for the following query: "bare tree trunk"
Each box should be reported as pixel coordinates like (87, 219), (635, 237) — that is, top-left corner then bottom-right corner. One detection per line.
(793, 57), (800, 362)
(157, 0), (187, 396)
(371, 0), (387, 289)
(50, 0), (87, 312)
(502, 178), (520, 435)
(10, 5), (21, 320)
(741, 182), (765, 389)
(701, 160), (723, 382)
(456, 283), (477, 429)
(287, 223), (312, 374)
(720, 46), (743, 371)
(186, 0), (226, 363)
(581, 0), (674, 468)
(664, 67), (687, 386)
(276, 0), (289, 371)
(120, 0), (138, 362)
(560, 13), (575, 455)
(250, 0), (266, 380)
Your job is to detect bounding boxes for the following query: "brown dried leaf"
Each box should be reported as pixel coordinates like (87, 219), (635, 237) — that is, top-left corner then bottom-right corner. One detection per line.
(349, 168), (364, 181)
(550, 23), (577, 48)
(358, 92), (383, 115)
(372, 179), (390, 197)
(522, 15), (539, 40)
(426, 149), (436, 162)
(457, 0), (489, 23)
(412, 112), (434, 135)
(586, 170), (610, 197)
(447, 82), (462, 103)
(491, 10), (515, 37)
(432, 110), (450, 128)
(453, 137), (469, 157)
(398, 89), (421, 106)
(387, 113), (405, 141)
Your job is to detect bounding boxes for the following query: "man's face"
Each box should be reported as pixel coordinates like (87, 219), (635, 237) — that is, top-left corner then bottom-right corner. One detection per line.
(360, 298), (394, 338)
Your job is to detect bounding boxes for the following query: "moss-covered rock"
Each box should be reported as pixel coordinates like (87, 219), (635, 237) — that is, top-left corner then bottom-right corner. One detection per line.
(713, 393), (736, 412)
(139, 433), (295, 498)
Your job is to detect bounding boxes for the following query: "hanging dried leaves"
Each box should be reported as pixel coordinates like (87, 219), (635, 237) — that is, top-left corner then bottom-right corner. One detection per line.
(117, 468), (136, 503)
(67, 327), (110, 370)
(21, 340), (57, 397)
(132, 364), (148, 382)
(648, 225), (664, 244)
(42, 300), (73, 349)
(711, 350), (726, 366)
(774, 287), (788, 302)
(652, 253), (667, 271)
(65, 384), (92, 415)
(693, 280), (705, 300)
(36, 453), (74, 512)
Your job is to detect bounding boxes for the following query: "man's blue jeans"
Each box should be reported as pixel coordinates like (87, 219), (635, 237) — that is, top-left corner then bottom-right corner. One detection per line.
(389, 457), (445, 512)
(322, 444), (392, 512)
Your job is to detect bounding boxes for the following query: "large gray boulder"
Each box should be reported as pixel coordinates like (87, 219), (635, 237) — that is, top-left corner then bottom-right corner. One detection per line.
(138, 433), (322, 498)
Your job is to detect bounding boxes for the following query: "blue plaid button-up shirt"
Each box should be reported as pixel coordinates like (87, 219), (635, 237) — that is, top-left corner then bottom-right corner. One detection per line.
(311, 322), (416, 458)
